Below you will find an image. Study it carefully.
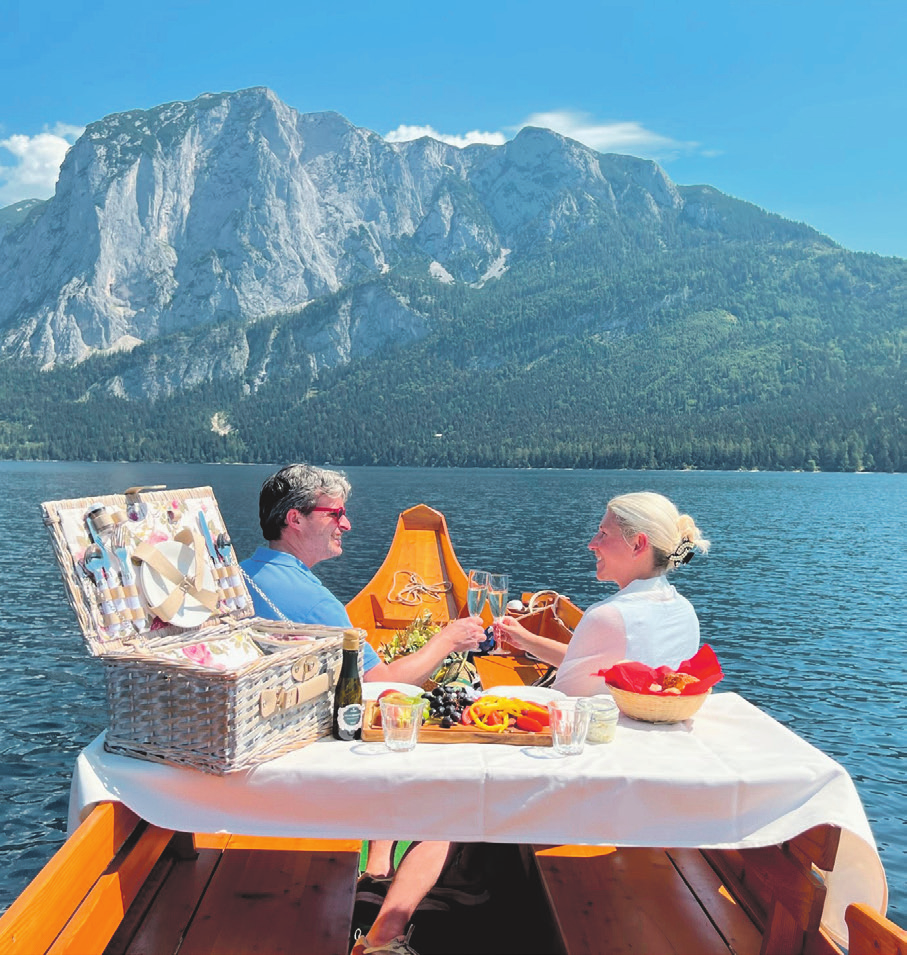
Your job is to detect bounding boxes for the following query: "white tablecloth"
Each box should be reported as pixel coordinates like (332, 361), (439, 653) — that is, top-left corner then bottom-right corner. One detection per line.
(69, 692), (886, 945)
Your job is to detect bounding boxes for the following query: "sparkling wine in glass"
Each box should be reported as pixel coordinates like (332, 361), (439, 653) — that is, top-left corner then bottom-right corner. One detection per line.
(467, 569), (490, 616)
(487, 573), (510, 654)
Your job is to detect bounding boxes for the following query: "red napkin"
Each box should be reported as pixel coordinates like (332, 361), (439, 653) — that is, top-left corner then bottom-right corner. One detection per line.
(597, 644), (724, 696)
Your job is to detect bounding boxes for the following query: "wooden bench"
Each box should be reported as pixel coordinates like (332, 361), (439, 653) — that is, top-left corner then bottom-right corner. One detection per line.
(0, 802), (361, 955)
(532, 825), (846, 955)
(845, 903), (907, 955)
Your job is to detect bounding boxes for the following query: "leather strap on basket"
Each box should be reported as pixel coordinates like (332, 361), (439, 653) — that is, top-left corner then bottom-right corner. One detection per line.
(132, 529), (221, 622)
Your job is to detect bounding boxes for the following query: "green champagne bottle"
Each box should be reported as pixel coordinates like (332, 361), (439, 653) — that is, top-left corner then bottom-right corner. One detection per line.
(332, 629), (364, 740)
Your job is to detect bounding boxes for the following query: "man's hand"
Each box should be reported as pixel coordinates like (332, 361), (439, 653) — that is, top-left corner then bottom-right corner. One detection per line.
(433, 615), (484, 654)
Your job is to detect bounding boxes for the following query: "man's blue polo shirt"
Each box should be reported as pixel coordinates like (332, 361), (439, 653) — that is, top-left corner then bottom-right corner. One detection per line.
(240, 547), (379, 671)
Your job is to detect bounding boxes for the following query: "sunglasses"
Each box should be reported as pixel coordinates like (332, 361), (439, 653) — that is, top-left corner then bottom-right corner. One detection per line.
(310, 506), (347, 522)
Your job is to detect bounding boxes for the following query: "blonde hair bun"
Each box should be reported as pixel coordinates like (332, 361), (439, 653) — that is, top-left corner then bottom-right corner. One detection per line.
(607, 492), (709, 571)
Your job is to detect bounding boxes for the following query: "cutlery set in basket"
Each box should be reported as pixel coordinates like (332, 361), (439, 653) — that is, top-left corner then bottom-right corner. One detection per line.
(42, 485), (347, 774)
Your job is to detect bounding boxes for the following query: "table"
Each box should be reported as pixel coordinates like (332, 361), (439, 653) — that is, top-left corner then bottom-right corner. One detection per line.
(69, 692), (886, 946)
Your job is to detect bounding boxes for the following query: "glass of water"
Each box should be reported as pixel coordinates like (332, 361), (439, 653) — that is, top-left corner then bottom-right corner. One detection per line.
(547, 699), (591, 755)
(379, 698), (426, 752)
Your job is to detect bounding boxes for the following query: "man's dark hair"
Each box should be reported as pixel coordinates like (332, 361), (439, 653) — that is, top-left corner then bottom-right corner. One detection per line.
(258, 464), (351, 540)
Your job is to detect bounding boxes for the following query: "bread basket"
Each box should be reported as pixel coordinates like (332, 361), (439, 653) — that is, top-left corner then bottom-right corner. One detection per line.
(607, 685), (711, 724)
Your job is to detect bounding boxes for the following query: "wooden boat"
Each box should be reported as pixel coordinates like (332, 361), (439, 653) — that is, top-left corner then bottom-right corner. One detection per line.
(345, 503), (584, 688)
(1, 505), (904, 955)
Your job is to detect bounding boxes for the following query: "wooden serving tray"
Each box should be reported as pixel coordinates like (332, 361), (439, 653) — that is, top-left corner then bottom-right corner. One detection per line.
(361, 701), (552, 746)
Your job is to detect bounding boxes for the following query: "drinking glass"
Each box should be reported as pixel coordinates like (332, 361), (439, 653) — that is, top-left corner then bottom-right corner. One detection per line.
(487, 573), (510, 654)
(379, 698), (426, 752)
(466, 569), (490, 616)
(547, 699), (591, 755)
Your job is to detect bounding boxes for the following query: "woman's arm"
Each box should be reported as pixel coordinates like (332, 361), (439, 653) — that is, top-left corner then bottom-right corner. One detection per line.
(497, 616), (569, 667)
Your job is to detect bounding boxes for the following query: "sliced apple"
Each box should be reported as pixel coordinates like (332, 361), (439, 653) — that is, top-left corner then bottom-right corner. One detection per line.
(377, 690), (415, 704)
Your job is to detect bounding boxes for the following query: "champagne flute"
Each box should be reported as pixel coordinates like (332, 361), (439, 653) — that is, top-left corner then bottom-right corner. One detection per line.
(467, 569), (490, 616)
(487, 573), (510, 654)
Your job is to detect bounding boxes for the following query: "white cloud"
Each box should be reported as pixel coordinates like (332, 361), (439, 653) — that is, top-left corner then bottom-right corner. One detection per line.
(517, 110), (698, 159)
(384, 124), (506, 148)
(0, 123), (84, 206)
(385, 110), (702, 162)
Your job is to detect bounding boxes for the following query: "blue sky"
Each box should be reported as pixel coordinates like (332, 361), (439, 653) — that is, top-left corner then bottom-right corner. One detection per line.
(2, 0), (905, 257)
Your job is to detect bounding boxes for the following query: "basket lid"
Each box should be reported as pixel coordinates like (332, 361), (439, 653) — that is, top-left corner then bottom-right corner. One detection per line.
(41, 485), (255, 656)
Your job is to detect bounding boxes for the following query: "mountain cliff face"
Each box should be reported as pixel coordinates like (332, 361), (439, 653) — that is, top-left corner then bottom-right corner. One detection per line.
(0, 87), (687, 369)
(2, 87), (903, 471)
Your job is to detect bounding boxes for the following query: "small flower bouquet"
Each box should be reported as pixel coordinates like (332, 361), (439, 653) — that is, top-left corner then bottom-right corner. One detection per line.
(376, 612), (441, 663)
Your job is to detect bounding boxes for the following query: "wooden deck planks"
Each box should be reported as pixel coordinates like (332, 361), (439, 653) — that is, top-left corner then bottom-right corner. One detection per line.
(177, 838), (359, 955)
(534, 845), (733, 955)
(666, 848), (763, 955)
(535, 832), (848, 955)
(111, 847), (224, 955)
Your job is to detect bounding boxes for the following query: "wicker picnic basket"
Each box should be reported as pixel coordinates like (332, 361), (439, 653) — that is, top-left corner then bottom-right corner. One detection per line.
(42, 485), (347, 774)
(607, 686), (711, 724)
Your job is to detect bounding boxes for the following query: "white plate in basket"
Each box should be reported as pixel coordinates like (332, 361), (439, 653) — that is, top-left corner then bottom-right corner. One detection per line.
(139, 540), (217, 628)
(362, 682), (425, 701)
(480, 685), (566, 705)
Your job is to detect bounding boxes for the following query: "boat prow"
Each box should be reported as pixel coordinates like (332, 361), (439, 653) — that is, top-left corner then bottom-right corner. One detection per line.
(345, 504), (471, 648)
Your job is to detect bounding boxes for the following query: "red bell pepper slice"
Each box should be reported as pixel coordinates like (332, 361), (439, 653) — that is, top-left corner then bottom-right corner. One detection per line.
(516, 714), (544, 733)
(520, 703), (550, 726)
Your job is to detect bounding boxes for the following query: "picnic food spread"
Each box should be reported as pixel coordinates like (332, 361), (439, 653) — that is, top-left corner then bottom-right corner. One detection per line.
(459, 695), (551, 733)
(362, 689), (555, 746)
(419, 686), (551, 733)
(374, 687), (553, 734)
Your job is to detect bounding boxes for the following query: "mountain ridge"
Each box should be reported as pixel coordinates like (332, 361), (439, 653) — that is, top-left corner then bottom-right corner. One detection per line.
(0, 86), (825, 368)
(0, 86), (903, 471)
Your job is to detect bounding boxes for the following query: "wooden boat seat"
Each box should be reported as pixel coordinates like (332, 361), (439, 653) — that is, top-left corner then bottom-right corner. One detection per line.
(845, 903), (907, 955)
(0, 802), (360, 955)
(367, 592), (423, 631)
(532, 825), (845, 955)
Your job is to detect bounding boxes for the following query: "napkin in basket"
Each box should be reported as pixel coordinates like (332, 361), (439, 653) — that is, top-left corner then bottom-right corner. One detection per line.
(598, 644), (724, 695)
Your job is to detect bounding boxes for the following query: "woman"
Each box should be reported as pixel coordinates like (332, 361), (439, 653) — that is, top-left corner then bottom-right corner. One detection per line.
(500, 492), (710, 697)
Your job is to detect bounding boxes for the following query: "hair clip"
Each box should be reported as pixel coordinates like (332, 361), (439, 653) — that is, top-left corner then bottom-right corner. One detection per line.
(668, 539), (695, 568)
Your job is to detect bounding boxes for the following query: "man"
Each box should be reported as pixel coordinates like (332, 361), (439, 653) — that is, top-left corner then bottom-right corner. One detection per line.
(242, 464), (485, 955)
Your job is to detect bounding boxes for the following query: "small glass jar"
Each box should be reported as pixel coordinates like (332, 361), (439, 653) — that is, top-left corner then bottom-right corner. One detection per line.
(578, 696), (619, 744)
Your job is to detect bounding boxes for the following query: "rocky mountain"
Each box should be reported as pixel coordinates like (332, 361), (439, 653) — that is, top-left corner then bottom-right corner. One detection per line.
(0, 87), (904, 470)
(2, 87), (695, 370)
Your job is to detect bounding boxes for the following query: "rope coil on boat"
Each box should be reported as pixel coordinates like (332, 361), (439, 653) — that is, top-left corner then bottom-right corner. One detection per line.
(527, 590), (560, 612)
(387, 571), (452, 606)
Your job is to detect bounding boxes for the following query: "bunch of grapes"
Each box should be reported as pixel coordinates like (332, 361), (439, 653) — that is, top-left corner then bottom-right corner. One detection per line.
(422, 685), (475, 728)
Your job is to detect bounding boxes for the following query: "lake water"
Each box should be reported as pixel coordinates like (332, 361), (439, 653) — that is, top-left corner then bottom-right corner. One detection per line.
(0, 462), (904, 925)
